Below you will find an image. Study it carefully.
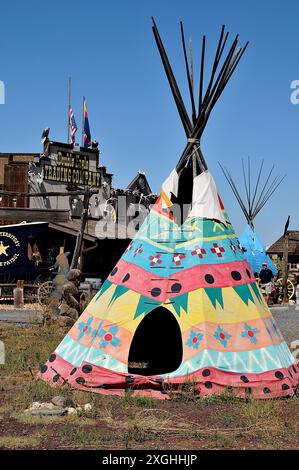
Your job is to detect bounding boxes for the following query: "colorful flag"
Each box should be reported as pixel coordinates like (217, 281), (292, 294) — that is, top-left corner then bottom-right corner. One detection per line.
(83, 98), (91, 148)
(69, 106), (77, 144)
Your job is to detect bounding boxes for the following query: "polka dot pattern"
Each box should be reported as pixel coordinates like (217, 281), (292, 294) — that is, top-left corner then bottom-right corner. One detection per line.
(231, 270), (242, 281)
(151, 287), (161, 297)
(82, 364), (93, 374)
(122, 273), (130, 283)
(49, 354), (56, 363)
(76, 377), (85, 385)
(204, 274), (214, 284)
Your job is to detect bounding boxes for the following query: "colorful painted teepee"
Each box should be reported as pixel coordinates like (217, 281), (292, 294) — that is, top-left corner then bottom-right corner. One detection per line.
(39, 20), (298, 398)
(220, 158), (285, 276)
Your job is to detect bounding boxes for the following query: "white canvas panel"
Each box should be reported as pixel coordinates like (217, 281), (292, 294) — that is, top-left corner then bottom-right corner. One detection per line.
(189, 171), (226, 224)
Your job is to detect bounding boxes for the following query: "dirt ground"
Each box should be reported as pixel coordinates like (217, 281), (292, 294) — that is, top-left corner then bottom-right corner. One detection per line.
(0, 321), (298, 450)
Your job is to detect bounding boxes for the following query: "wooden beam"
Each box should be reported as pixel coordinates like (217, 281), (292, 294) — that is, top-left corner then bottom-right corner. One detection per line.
(71, 187), (91, 269)
(282, 232), (289, 304)
(0, 207), (69, 222)
(0, 189), (99, 197)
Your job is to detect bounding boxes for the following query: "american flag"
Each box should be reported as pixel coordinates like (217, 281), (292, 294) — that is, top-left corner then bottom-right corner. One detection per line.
(68, 106), (77, 144)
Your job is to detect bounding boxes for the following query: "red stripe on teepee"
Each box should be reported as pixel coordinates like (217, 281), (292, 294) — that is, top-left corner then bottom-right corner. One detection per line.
(39, 354), (299, 400)
(217, 193), (225, 210)
(108, 258), (256, 301)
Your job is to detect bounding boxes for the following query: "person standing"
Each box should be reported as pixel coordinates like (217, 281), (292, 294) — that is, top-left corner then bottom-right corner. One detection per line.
(259, 262), (274, 304)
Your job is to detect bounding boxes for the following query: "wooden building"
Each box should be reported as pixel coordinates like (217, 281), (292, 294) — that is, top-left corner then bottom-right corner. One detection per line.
(0, 136), (156, 280)
(267, 231), (299, 279)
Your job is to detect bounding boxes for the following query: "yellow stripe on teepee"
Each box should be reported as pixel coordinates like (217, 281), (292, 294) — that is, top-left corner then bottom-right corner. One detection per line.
(175, 233), (237, 249)
(87, 287), (144, 333)
(86, 282), (115, 315)
(166, 285), (270, 332)
(136, 236), (175, 253)
(161, 190), (173, 207)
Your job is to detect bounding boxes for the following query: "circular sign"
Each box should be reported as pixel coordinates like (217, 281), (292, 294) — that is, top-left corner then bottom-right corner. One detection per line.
(0, 231), (21, 267)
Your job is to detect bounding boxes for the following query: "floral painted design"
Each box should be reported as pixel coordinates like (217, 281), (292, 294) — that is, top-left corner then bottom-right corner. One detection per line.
(90, 320), (104, 341)
(98, 325), (121, 349)
(241, 323), (260, 345)
(186, 330), (204, 349)
(213, 325), (232, 347)
(125, 241), (133, 253)
(149, 253), (162, 267)
(78, 317), (93, 340)
(229, 241), (237, 253)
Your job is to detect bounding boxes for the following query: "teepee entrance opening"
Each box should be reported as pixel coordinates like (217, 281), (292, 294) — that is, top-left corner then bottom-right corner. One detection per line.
(128, 307), (183, 376)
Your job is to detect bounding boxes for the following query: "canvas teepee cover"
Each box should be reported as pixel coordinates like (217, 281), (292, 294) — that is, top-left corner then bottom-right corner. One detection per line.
(39, 21), (298, 398)
(239, 225), (278, 276)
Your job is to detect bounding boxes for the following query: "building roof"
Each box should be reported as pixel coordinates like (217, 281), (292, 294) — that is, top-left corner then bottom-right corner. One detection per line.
(126, 171), (152, 195)
(267, 230), (299, 255)
(49, 219), (135, 242)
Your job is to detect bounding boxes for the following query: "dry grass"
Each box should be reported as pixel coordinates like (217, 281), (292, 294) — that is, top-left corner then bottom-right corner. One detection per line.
(0, 436), (41, 449)
(12, 411), (97, 427)
(0, 322), (298, 450)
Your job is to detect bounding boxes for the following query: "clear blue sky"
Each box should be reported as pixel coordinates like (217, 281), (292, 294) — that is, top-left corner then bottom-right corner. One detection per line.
(0, 0), (298, 246)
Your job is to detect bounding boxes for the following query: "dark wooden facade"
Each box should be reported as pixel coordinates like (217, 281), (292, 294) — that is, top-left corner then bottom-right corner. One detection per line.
(267, 231), (299, 279)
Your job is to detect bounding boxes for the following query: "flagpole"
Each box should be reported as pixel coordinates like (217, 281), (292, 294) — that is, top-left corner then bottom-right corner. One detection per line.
(82, 96), (85, 147)
(67, 77), (71, 144)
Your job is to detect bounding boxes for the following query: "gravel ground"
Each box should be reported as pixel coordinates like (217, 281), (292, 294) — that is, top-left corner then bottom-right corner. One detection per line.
(271, 305), (299, 345)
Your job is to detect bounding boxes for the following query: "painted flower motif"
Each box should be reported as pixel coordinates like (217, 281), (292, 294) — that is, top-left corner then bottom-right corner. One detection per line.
(125, 241), (133, 253)
(241, 323), (260, 344)
(213, 325), (232, 347)
(90, 321), (104, 341)
(98, 325), (121, 349)
(78, 317), (93, 340)
(186, 330), (204, 349)
(229, 241), (237, 253)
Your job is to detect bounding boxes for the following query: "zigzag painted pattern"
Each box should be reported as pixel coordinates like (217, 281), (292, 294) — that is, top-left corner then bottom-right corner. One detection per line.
(56, 335), (295, 375)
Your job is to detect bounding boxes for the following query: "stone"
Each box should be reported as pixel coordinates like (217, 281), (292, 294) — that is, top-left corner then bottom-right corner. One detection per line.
(30, 402), (42, 409)
(67, 407), (78, 415)
(29, 402), (55, 410)
(30, 408), (66, 416)
(84, 403), (93, 411)
(51, 396), (74, 408)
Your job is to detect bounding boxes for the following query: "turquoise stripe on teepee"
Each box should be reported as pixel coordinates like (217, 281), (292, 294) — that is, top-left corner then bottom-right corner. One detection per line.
(109, 285), (130, 306)
(250, 282), (263, 303)
(95, 280), (113, 301)
(233, 283), (254, 305)
(170, 292), (189, 316)
(204, 287), (224, 309)
(133, 295), (161, 319)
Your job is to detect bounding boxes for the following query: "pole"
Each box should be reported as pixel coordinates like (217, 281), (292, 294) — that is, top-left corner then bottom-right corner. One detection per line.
(189, 37), (194, 95)
(82, 96), (85, 147)
(282, 232), (289, 304)
(70, 186), (90, 270)
(67, 77), (71, 144)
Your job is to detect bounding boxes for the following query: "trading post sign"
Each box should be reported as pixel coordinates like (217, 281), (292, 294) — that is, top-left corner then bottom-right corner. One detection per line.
(43, 150), (101, 187)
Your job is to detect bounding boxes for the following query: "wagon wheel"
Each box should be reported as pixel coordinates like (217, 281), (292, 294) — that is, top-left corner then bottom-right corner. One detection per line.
(37, 281), (55, 306)
(35, 271), (55, 285)
(277, 278), (295, 302)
